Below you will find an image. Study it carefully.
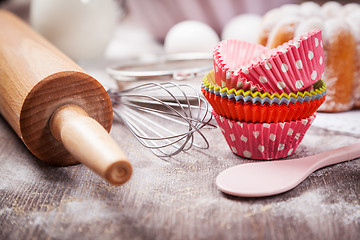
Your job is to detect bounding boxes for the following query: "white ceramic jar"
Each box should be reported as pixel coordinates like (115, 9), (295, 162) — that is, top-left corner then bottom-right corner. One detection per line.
(30, 0), (118, 61)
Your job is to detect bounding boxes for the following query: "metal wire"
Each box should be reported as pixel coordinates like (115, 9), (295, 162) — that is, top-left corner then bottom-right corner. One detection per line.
(107, 82), (214, 157)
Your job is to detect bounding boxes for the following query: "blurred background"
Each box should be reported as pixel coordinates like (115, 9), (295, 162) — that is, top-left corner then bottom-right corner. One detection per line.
(0, 0), (357, 61)
(0, 0), (356, 38)
(1, 0), (359, 113)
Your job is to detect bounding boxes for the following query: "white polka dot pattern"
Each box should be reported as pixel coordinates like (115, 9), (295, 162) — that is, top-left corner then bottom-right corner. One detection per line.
(269, 134), (276, 141)
(243, 150), (251, 158)
(296, 60), (303, 69)
(258, 145), (265, 153)
(242, 67), (249, 74)
(265, 62), (272, 70)
(281, 63), (289, 72)
(231, 146), (238, 154)
(213, 29), (325, 94)
(240, 135), (248, 142)
(295, 80), (304, 89)
(308, 51), (314, 60)
(242, 29), (325, 94)
(226, 72), (232, 80)
(214, 112), (315, 160)
(259, 76), (267, 83)
(236, 81), (243, 89)
(277, 82), (286, 90)
(293, 41), (301, 49)
(311, 71), (317, 80)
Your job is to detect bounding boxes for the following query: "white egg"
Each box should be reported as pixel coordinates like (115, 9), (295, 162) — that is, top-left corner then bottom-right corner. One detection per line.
(164, 21), (220, 54)
(221, 14), (262, 43)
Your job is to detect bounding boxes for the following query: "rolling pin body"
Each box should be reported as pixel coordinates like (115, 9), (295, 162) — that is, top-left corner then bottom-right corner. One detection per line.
(0, 10), (131, 185)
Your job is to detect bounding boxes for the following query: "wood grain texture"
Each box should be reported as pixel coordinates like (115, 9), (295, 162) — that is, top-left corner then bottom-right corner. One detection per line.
(0, 10), (113, 165)
(0, 10), (83, 135)
(0, 10), (133, 185)
(50, 104), (131, 184)
(1, 111), (359, 240)
(19, 71), (113, 165)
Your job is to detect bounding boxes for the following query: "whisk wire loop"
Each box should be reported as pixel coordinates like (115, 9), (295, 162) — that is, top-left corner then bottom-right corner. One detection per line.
(108, 82), (213, 157)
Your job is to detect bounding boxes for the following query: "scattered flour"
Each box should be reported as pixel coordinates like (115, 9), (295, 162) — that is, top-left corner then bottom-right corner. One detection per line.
(270, 188), (360, 226)
(312, 110), (360, 136)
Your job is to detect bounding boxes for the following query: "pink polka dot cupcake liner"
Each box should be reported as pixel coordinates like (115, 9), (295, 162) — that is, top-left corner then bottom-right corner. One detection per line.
(213, 29), (325, 94)
(213, 41), (267, 92)
(213, 111), (316, 160)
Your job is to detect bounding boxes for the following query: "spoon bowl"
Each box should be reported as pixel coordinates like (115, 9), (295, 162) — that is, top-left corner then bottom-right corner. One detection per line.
(216, 142), (360, 197)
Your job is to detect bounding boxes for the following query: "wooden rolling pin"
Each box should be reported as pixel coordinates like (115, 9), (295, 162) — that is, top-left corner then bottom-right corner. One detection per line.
(0, 10), (132, 185)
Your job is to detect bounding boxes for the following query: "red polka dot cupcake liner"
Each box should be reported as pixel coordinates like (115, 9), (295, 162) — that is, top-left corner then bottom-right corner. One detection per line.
(213, 111), (316, 160)
(213, 29), (324, 94)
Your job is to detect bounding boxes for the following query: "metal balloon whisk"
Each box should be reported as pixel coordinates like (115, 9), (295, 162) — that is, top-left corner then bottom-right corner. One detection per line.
(107, 82), (214, 157)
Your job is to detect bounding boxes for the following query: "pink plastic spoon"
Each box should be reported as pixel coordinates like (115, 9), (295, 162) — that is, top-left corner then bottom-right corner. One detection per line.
(216, 142), (360, 197)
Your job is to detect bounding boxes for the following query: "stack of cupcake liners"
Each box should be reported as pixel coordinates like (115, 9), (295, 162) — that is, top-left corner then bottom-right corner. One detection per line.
(203, 29), (326, 160)
(202, 71), (326, 123)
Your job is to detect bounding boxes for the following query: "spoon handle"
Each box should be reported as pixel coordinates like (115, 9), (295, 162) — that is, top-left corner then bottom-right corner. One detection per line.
(311, 142), (360, 170)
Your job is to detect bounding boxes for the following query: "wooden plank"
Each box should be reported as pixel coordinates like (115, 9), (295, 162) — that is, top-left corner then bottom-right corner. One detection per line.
(1, 112), (360, 240)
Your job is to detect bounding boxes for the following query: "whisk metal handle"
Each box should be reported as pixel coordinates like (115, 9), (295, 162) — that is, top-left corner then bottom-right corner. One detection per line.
(50, 104), (132, 185)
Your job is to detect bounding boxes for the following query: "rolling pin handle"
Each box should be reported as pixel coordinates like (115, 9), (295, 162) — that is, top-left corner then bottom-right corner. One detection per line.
(50, 104), (132, 185)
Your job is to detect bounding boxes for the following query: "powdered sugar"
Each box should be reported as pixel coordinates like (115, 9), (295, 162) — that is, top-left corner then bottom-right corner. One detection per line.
(322, 18), (352, 45)
(312, 110), (360, 136)
(270, 187), (360, 226)
(347, 10), (360, 107)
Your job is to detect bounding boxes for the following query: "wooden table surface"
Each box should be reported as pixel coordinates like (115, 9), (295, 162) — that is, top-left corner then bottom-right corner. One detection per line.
(1, 9), (360, 240)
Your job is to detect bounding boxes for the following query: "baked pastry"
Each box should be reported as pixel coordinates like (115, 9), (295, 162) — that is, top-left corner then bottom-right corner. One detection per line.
(347, 11), (360, 108)
(259, 1), (360, 112)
